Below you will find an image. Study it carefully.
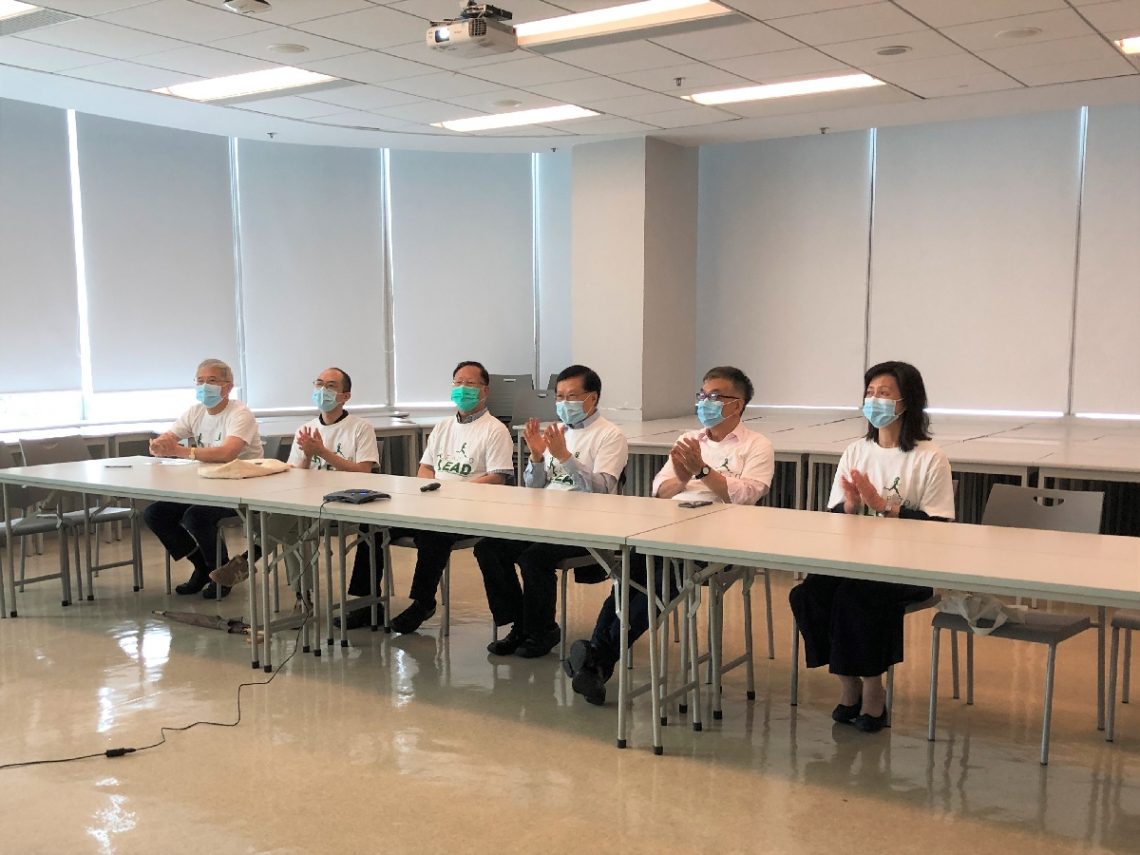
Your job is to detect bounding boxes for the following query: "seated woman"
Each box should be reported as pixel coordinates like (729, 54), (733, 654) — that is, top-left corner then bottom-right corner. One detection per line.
(789, 360), (955, 733)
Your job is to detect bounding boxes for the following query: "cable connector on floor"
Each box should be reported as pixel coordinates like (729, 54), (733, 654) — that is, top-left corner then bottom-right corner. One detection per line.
(104, 748), (136, 758)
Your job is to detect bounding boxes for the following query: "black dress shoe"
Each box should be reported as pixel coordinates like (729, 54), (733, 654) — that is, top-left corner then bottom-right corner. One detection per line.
(515, 626), (561, 659)
(487, 624), (526, 655)
(175, 567), (210, 596)
(563, 641), (607, 706)
(854, 708), (889, 733)
(333, 606), (383, 631)
(832, 696), (863, 724)
(201, 581), (231, 600)
(390, 600), (436, 634)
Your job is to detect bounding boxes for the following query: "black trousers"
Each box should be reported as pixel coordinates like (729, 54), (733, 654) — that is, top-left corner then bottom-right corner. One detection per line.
(474, 538), (590, 634)
(144, 502), (238, 572)
(788, 575), (932, 677)
(589, 550), (675, 674)
(346, 527), (465, 605)
(345, 525), (384, 597)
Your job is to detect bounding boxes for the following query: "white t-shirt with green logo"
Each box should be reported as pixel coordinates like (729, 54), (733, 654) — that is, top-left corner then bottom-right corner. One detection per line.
(287, 412), (380, 471)
(421, 410), (514, 481)
(541, 415), (628, 492)
(171, 400), (262, 460)
(827, 438), (956, 519)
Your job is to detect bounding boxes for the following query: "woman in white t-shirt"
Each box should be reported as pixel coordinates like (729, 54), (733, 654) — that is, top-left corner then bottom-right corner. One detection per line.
(789, 361), (955, 733)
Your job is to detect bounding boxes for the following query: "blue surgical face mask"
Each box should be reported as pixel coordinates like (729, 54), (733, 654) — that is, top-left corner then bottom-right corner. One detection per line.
(863, 397), (901, 429)
(696, 399), (724, 429)
(312, 387), (339, 413)
(556, 400), (586, 426)
(451, 384), (481, 413)
(196, 383), (223, 409)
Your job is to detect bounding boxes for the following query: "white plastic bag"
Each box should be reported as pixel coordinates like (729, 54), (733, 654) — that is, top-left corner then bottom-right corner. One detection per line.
(198, 458), (290, 480)
(936, 590), (1029, 636)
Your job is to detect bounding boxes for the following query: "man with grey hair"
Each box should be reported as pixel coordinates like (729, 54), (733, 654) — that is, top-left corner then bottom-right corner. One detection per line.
(145, 358), (262, 598)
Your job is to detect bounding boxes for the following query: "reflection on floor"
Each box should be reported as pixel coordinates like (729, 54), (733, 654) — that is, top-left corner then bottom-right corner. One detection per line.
(1, 534), (1138, 854)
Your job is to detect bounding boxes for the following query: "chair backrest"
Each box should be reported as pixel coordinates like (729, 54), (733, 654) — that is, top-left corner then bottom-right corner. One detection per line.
(18, 435), (92, 466)
(486, 374), (534, 422)
(511, 389), (557, 426)
(373, 438), (385, 474)
(982, 484), (1103, 534)
(546, 373), (559, 391)
(261, 435), (284, 461)
(0, 443), (38, 510)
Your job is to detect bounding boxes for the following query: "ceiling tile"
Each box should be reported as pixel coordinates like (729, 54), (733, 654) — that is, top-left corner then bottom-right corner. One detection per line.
(442, 86), (562, 111)
(547, 41), (687, 75)
(100, 0), (272, 43)
(905, 71), (1024, 97)
(890, 1), (1066, 28)
(649, 21), (801, 60)
(463, 55), (592, 86)
(765, 2), (922, 45)
(712, 47), (850, 82)
(389, 0), (569, 23)
(311, 111), (423, 131)
(865, 52), (1005, 85)
(0, 37), (105, 71)
(65, 60), (199, 89)
(302, 83), (421, 110)
(233, 95), (343, 118)
(977, 34), (1126, 69)
(940, 8), (1097, 51)
(612, 61), (752, 92)
(467, 125), (572, 137)
(378, 99), (485, 123)
(1076, 1), (1140, 34)
(588, 90), (690, 117)
(822, 29), (964, 67)
(37, 0), (154, 13)
(726, 0), (886, 20)
(385, 70), (502, 97)
(299, 50), (436, 84)
(17, 18), (186, 59)
(194, 0), (378, 27)
(292, 6), (429, 50)
(140, 44), (277, 77)
(559, 115), (656, 134)
(209, 25), (361, 63)
(528, 75), (648, 103)
(719, 80), (912, 117)
(633, 104), (739, 128)
(1012, 55), (1138, 84)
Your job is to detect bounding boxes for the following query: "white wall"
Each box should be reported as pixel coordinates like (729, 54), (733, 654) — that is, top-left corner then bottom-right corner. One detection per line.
(536, 149), (572, 385)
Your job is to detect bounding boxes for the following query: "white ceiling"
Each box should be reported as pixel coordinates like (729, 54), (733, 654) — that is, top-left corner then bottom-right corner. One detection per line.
(0, 0), (1138, 151)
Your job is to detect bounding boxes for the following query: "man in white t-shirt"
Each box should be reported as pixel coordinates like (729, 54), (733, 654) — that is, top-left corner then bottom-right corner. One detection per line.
(209, 367), (381, 615)
(476, 365), (628, 658)
(144, 358), (262, 598)
(387, 360), (515, 634)
(564, 366), (775, 705)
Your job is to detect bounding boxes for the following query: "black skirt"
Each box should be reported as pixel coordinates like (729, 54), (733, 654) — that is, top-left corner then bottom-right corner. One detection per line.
(789, 575), (933, 677)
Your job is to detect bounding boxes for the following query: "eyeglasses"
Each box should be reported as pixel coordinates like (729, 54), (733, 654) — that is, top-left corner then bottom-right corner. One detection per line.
(696, 391), (740, 403)
(555, 392), (592, 403)
(195, 376), (227, 385)
(313, 380), (342, 391)
(451, 380), (485, 389)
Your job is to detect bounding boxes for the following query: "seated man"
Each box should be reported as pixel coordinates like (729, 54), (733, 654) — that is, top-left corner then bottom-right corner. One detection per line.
(209, 367), (380, 615)
(384, 360), (515, 634)
(563, 366), (774, 705)
(145, 358), (262, 598)
(476, 364), (628, 658)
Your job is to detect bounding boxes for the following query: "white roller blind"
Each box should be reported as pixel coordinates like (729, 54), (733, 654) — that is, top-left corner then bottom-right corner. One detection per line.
(76, 114), (238, 392)
(696, 131), (872, 406)
(1071, 105), (1140, 416)
(0, 99), (80, 393)
(869, 111), (1082, 412)
(389, 150), (534, 403)
(236, 141), (386, 409)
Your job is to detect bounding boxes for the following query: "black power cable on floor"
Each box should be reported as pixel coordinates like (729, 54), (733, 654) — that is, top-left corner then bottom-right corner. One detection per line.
(0, 620), (308, 772)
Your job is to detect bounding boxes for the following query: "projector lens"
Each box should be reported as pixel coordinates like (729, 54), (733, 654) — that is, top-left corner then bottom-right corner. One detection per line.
(433, 27), (450, 43)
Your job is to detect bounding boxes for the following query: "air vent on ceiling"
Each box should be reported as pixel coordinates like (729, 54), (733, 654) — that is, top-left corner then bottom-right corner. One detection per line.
(0, 9), (74, 37)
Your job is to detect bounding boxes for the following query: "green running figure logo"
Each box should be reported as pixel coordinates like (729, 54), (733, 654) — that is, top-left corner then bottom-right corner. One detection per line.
(437, 441), (475, 477)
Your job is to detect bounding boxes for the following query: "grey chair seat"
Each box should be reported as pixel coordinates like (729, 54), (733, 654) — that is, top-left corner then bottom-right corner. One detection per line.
(55, 506), (134, 526)
(0, 515), (60, 538)
(1112, 610), (1140, 631)
(1107, 609), (1140, 742)
(933, 610), (1091, 644)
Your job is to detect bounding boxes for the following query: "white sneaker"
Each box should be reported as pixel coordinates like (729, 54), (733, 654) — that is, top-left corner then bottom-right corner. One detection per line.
(209, 554), (249, 587)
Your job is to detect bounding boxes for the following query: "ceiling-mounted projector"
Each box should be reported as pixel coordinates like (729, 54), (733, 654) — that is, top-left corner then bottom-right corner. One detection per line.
(427, 1), (517, 57)
(224, 0), (271, 13)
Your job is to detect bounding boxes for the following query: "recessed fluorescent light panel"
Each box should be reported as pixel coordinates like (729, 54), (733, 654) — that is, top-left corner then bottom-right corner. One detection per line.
(0, 2), (73, 35)
(515, 0), (732, 48)
(152, 67), (338, 102)
(683, 73), (886, 106)
(432, 104), (598, 132)
(1115, 35), (1140, 55)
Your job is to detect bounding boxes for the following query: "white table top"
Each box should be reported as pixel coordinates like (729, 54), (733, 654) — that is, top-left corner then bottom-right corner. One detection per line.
(629, 504), (1140, 609)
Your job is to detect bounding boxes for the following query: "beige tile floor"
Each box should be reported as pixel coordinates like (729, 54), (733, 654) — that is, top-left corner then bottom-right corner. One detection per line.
(1, 533), (1139, 854)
